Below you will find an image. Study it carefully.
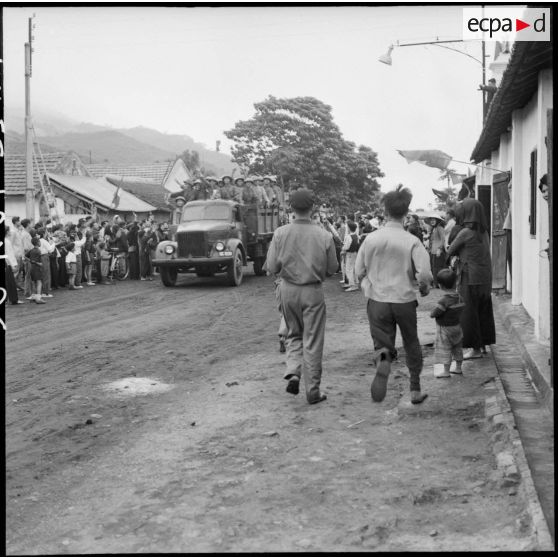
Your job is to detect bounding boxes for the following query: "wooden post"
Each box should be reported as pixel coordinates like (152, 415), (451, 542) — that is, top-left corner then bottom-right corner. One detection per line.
(547, 109), (553, 387)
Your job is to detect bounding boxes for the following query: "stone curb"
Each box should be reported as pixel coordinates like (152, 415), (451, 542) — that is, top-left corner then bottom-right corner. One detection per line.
(484, 353), (554, 551)
(492, 297), (553, 415)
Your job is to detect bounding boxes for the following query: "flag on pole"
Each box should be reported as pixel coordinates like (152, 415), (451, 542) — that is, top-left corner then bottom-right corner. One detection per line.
(432, 188), (449, 202)
(450, 172), (467, 185)
(397, 149), (452, 171)
(111, 178), (122, 209)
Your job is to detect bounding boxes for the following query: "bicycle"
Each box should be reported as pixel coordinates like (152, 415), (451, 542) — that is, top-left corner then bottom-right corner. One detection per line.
(108, 248), (129, 281)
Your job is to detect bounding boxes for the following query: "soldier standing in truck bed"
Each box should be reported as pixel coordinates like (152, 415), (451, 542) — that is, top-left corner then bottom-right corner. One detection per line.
(254, 177), (271, 205)
(265, 188), (338, 405)
(241, 177), (259, 204)
(220, 176), (242, 203)
(190, 178), (212, 201)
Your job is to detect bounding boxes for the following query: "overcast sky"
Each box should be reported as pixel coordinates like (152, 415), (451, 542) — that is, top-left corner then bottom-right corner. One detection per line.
(3, 4), (507, 209)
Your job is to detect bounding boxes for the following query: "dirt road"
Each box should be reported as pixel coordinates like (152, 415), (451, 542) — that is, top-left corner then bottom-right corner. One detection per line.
(6, 270), (537, 553)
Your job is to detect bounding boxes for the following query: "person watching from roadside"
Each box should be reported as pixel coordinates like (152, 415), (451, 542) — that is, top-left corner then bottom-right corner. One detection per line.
(27, 236), (45, 303)
(430, 268), (465, 378)
(341, 221), (360, 292)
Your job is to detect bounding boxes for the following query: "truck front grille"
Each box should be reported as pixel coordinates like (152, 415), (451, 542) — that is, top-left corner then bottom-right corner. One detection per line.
(177, 232), (207, 258)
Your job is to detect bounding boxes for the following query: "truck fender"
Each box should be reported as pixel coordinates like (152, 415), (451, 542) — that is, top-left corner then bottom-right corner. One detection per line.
(226, 238), (247, 265)
(155, 240), (178, 260)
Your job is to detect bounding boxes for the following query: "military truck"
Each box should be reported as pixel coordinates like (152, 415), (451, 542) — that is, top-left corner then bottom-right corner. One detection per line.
(152, 199), (281, 287)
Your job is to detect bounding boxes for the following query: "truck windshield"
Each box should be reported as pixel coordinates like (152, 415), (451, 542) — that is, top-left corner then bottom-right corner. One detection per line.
(181, 205), (232, 222)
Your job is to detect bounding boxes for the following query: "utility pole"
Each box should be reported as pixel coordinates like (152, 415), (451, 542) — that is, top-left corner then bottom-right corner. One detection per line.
(24, 16), (35, 221)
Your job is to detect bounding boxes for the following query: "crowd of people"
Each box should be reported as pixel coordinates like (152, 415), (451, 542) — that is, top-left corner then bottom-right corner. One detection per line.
(4, 214), (172, 305)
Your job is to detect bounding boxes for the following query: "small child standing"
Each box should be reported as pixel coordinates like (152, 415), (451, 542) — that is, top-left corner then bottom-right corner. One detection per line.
(26, 236), (45, 304)
(65, 242), (78, 290)
(97, 242), (113, 285)
(430, 268), (465, 378)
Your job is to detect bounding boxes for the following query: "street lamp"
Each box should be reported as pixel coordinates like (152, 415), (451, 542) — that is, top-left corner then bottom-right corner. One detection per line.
(379, 39), (488, 118)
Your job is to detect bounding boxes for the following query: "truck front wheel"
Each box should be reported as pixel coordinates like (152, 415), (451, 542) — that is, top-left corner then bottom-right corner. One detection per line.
(253, 257), (266, 276)
(227, 248), (244, 286)
(160, 267), (178, 287)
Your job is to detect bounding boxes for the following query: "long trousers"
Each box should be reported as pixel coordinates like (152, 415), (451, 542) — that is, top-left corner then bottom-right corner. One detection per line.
(345, 252), (357, 287)
(458, 272), (496, 350)
(41, 254), (51, 294)
(279, 280), (326, 403)
(75, 255), (83, 285)
(140, 252), (152, 278)
(49, 255), (59, 289)
(23, 260), (32, 297)
(5, 264), (19, 304)
(366, 298), (423, 392)
(129, 249), (140, 280)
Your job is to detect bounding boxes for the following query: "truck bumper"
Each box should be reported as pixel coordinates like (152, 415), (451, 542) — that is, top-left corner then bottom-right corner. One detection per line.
(152, 257), (234, 267)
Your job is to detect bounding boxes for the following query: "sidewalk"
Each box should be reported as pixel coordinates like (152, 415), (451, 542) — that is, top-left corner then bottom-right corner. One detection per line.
(492, 293), (553, 414)
(490, 293), (555, 543)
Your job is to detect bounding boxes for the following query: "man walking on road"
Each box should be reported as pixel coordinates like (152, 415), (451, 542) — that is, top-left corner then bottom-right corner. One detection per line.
(356, 185), (433, 405)
(265, 188), (338, 404)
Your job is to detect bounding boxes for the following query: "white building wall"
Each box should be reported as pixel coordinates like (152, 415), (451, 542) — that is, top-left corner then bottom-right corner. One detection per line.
(5, 197), (41, 223)
(476, 72), (551, 344)
(164, 159), (192, 194)
(514, 95), (539, 326)
(536, 69), (552, 342)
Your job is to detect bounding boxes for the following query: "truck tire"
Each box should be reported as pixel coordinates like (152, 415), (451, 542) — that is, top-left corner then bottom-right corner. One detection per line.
(253, 257), (266, 276)
(160, 267), (177, 287)
(226, 248), (244, 286)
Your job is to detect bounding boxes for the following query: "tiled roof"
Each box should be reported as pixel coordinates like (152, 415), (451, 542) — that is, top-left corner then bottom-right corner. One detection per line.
(4, 152), (68, 195)
(87, 162), (174, 183)
(471, 41), (553, 163)
(105, 175), (171, 211)
(48, 173), (156, 213)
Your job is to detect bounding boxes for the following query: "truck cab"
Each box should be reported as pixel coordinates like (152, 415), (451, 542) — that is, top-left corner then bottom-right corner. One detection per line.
(152, 199), (280, 287)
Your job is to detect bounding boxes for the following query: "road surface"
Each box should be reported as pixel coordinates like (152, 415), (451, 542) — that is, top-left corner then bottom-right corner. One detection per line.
(6, 270), (537, 553)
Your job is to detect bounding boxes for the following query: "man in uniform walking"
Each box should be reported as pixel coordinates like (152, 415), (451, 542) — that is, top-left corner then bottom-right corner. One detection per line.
(355, 185), (432, 405)
(265, 188), (338, 404)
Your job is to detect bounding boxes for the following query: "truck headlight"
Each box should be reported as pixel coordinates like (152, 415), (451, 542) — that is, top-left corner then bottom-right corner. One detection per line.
(215, 241), (225, 252)
(164, 245), (175, 255)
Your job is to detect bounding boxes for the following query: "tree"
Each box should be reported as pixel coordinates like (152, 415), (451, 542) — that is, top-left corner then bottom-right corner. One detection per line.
(224, 96), (383, 213)
(178, 149), (201, 173)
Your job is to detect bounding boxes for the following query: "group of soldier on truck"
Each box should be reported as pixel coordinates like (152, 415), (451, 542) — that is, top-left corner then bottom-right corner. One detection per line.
(170, 174), (285, 213)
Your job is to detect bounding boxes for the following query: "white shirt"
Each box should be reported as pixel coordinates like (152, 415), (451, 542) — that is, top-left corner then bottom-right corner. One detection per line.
(355, 220), (433, 303)
(66, 251), (77, 264)
(39, 237), (55, 256)
(73, 235), (86, 254)
(5, 236), (18, 268)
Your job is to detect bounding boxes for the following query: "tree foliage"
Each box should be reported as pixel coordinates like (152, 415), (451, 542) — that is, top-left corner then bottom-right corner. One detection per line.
(224, 96), (383, 212)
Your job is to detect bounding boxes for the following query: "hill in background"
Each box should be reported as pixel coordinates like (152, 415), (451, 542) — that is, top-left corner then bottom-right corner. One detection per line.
(4, 107), (236, 176)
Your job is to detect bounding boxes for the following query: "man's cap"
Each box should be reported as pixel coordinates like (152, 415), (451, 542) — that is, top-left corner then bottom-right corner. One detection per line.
(254, 176), (264, 182)
(192, 178), (202, 185)
(290, 188), (314, 211)
(175, 195), (186, 202)
(244, 176), (255, 184)
(206, 176), (219, 183)
(264, 175), (278, 182)
(234, 176), (245, 184)
(221, 174), (233, 181)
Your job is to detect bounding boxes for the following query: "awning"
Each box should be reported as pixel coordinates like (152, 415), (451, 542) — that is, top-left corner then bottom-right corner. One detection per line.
(47, 173), (156, 212)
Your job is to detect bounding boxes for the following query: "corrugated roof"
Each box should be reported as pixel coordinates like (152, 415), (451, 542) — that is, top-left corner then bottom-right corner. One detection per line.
(87, 162), (173, 183)
(4, 152), (68, 195)
(47, 173), (156, 212)
(471, 41), (553, 163)
(105, 175), (171, 210)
